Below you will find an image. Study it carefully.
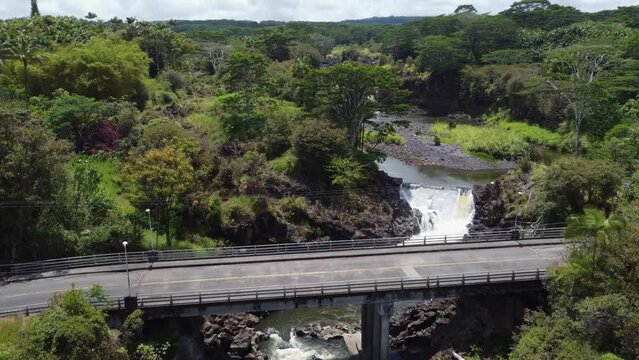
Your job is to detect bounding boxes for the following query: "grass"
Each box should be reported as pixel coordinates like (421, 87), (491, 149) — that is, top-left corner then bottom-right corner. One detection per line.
(497, 121), (563, 149)
(363, 130), (407, 145)
(269, 150), (297, 175)
(431, 123), (529, 159)
(92, 158), (135, 214)
(0, 317), (30, 354)
(141, 230), (223, 250)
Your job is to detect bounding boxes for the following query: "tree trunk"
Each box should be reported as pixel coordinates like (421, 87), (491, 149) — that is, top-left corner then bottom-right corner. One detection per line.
(573, 103), (583, 156)
(23, 59), (28, 105)
(164, 204), (172, 248)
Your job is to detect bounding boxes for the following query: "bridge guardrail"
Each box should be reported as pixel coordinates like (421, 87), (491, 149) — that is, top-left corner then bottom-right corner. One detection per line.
(0, 268), (548, 318)
(0, 227), (565, 279)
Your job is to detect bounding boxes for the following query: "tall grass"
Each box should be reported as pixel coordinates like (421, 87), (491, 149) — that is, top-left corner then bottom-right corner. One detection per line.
(0, 317), (30, 355)
(92, 158), (135, 214)
(497, 121), (563, 149)
(431, 123), (529, 159)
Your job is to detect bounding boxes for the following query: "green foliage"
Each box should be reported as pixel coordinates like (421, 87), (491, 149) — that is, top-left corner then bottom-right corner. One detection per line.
(480, 49), (538, 65)
(302, 62), (407, 147)
(292, 120), (349, 179)
(120, 309), (144, 354)
(416, 36), (467, 74)
(45, 91), (106, 151)
(41, 37), (150, 107)
(276, 197), (308, 223)
(16, 287), (125, 360)
(363, 129), (407, 145)
(529, 157), (620, 221)
(430, 122), (529, 159)
(123, 146), (195, 247)
(0, 112), (69, 262)
(326, 156), (366, 188)
(268, 150), (297, 176)
(222, 50), (268, 113)
(135, 342), (170, 360)
(220, 195), (258, 233)
(463, 16), (520, 61)
(138, 119), (199, 157)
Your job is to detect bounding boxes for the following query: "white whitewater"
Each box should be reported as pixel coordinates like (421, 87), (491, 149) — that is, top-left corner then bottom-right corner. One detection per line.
(261, 332), (349, 360)
(401, 184), (475, 238)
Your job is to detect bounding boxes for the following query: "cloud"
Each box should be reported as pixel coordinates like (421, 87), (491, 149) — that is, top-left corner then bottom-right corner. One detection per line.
(2, 0), (636, 21)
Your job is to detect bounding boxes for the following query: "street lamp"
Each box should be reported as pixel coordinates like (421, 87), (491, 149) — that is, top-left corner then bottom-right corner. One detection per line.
(515, 191), (524, 228)
(123, 241), (131, 297)
(145, 209), (154, 249)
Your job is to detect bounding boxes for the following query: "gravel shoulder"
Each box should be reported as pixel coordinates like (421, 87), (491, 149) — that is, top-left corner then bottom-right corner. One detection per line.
(373, 115), (516, 171)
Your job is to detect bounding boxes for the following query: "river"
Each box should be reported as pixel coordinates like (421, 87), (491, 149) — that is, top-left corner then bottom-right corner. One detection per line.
(257, 155), (506, 359)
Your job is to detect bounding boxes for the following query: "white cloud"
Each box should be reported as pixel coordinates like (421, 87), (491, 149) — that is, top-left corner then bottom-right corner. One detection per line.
(1, 0), (637, 21)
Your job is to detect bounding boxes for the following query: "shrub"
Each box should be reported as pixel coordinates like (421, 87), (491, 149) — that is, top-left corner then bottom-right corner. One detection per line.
(326, 156), (366, 188)
(161, 70), (189, 92)
(220, 196), (258, 233)
(269, 150), (297, 176)
(277, 197), (308, 223)
(292, 120), (349, 178)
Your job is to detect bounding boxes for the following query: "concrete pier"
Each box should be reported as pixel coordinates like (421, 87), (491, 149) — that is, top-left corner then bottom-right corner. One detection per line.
(360, 303), (394, 360)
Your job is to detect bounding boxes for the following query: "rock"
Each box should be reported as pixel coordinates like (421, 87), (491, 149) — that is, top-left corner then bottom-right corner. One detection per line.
(293, 322), (356, 341)
(202, 313), (265, 360)
(390, 294), (544, 359)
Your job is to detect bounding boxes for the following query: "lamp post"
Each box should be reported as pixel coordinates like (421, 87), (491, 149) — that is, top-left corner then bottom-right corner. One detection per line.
(515, 191), (524, 229)
(123, 241), (131, 297)
(145, 209), (153, 249)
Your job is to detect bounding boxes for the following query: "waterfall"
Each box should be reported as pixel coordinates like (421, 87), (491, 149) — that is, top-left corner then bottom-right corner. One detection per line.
(401, 184), (475, 237)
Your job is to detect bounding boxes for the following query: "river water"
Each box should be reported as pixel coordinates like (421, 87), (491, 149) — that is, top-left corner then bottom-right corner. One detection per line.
(257, 154), (505, 359)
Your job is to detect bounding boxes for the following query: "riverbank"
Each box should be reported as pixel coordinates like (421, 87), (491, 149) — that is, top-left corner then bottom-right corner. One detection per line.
(373, 113), (516, 171)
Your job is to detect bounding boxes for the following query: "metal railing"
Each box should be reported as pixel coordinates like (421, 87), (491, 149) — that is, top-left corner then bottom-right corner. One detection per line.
(0, 268), (548, 318)
(0, 227), (565, 278)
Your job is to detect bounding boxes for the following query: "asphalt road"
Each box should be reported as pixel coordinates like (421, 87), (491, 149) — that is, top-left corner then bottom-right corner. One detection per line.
(0, 242), (565, 310)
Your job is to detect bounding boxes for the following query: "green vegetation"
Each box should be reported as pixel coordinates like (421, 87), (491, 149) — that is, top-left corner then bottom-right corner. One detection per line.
(431, 122), (530, 159)
(1, 1), (639, 358)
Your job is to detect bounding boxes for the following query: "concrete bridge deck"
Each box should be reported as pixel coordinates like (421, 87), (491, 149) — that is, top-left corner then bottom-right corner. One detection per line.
(0, 239), (565, 314)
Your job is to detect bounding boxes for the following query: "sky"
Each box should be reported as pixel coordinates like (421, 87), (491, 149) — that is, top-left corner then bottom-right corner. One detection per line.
(1, 0), (637, 22)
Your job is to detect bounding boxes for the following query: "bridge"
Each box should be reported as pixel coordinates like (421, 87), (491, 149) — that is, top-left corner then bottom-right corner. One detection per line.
(0, 228), (566, 360)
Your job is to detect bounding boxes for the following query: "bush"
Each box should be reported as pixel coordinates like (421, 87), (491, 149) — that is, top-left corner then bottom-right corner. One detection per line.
(277, 197), (308, 223)
(161, 70), (189, 92)
(326, 156), (366, 188)
(220, 196), (258, 233)
(269, 150), (297, 176)
(292, 120), (349, 178)
(41, 37), (149, 104)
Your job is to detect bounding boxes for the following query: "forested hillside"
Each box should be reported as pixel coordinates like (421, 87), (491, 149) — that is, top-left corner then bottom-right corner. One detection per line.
(1, 1), (639, 359)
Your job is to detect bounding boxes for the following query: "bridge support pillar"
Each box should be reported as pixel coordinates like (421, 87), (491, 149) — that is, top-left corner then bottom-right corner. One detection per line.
(360, 303), (394, 360)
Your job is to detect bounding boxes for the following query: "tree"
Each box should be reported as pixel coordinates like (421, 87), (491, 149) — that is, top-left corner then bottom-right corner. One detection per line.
(0, 113), (69, 262)
(500, 0), (585, 30)
(545, 44), (621, 155)
(30, 0), (40, 17)
(17, 286), (126, 360)
(0, 30), (42, 103)
(530, 157), (620, 221)
(454, 4), (477, 14)
(302, 63), (407, 148)
(222, 50), (268, 113)
(416, 35), (467, 74)
(292, 120), (349, 180)
(309, 33), (336, 57)
(566, 207), (624, 275)
(249, 26), (294, 61)
(326, 156), (366, 188)
(463, 16), (520, 61)
(42, 37), (150, 108)
(45, 92), (106, 152)
(123, 146), (194, 247)
(203, 43), (232, 76)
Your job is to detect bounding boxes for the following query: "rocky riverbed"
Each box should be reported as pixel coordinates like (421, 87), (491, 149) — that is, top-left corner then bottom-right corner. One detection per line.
(373, 113), (516, 171)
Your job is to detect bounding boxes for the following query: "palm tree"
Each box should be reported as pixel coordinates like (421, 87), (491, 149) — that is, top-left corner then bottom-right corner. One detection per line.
(566, 207), (624, 275)
(0, 31), (42, 104)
